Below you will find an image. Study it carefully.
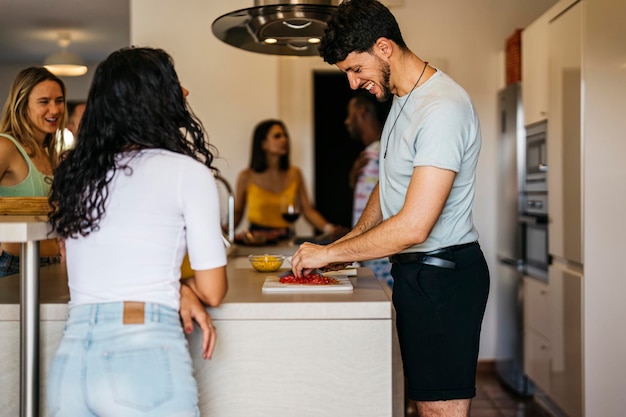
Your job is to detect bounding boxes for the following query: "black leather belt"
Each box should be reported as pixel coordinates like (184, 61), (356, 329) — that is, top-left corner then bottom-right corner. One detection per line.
(388, 241), (478, 269)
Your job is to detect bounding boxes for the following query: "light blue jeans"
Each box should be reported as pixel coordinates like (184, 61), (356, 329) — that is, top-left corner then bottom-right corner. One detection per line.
(47, 302), (200, 417)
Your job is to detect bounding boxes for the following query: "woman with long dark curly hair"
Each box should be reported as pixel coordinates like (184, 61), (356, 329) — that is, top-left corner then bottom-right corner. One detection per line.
(47, 47), (228, 416)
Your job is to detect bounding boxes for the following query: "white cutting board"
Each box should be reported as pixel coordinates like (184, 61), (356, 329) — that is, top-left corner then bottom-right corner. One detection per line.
(261, 276), (354, 293)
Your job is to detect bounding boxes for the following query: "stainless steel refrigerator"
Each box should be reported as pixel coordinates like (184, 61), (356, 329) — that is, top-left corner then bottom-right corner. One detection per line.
(494, 82), (533, 396)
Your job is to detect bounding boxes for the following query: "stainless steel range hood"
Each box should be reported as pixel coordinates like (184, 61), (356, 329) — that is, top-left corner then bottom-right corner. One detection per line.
(212, 0), (340, 56)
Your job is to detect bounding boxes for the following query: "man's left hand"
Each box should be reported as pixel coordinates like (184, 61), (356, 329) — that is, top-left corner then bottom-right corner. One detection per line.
(291, 242), (332, 277)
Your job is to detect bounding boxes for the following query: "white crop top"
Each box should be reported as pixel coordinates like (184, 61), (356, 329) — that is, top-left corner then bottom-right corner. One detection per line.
(65, 149), (227, 310)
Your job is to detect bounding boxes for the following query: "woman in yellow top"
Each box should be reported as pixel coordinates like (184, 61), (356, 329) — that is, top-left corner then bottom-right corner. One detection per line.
(0, 67), (65, 277)
(234, 119), (336, 240)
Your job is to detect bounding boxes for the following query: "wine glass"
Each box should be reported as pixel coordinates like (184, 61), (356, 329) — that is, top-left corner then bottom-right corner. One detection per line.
(281, 197), (301, 243)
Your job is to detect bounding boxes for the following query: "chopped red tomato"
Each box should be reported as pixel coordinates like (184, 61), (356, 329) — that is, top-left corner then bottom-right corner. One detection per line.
(279, 271), (340, 285)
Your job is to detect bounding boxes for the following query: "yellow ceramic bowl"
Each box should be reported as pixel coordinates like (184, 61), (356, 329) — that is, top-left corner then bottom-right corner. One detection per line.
(248, 254), (285, 273)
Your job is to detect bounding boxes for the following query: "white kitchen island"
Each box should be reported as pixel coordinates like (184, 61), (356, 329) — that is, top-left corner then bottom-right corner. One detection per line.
(0, 250), (402, 417)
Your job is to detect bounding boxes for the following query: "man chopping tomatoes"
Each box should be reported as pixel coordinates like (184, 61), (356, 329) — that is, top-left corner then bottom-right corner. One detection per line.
(290, 1), (490, 416)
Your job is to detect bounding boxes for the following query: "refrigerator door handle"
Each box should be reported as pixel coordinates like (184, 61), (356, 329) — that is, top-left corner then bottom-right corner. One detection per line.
(518, 214), (548, 224)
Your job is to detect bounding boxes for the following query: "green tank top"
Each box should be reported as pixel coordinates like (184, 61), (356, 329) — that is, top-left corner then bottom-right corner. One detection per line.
(0, 133), (52, 197)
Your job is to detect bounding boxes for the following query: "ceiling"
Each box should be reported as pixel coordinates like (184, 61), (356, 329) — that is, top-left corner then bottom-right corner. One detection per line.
(0, 0), (130, 64)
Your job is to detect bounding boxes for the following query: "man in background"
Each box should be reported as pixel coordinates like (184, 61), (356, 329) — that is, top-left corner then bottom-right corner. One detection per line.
(66, 100), (86, 137)
(345, 94), (392, 286)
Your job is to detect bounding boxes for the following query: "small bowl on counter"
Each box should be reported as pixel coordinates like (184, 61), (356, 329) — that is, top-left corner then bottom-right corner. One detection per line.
(248, 254), (285, 273)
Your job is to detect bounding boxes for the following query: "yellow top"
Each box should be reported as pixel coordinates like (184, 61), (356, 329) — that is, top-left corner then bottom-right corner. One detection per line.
(247, 180), (298, 228)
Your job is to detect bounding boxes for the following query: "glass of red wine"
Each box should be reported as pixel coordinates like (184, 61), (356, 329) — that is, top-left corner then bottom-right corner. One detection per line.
(281, 197), (301, 244)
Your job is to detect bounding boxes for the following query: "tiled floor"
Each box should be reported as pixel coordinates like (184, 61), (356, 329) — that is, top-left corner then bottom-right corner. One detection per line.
(470, 370), (549, 417)
(406, 369), (550, 417)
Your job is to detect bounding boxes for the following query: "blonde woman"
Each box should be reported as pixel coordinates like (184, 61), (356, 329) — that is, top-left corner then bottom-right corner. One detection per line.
(0, 67), (65, 277)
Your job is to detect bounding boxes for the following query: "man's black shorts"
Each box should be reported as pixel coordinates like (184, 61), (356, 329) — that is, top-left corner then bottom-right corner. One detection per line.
(390, 242), (490, 401)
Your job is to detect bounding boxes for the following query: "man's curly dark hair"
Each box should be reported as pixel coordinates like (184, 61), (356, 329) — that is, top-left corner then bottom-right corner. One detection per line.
(318, 0), (407, 64)
(49, 47), (219, 238)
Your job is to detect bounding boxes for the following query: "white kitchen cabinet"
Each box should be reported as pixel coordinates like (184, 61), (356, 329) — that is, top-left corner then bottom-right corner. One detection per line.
(521, 0), (578, 127)
(519, 0), (626, 415)
(547, 263), (583, 417)
(521, 12), (550, 125)
(547, 0), (583, 264)
(524, 266), (583, 417)
(524, 276), (550, 338)
(523, 276), (551, 392)
(524, 328), (551, 391)
(524, 3), (585, 416)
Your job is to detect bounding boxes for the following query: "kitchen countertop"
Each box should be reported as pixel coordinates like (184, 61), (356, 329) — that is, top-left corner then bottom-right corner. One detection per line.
(0, 243), (393, 321)
(0, 215), (52, 241)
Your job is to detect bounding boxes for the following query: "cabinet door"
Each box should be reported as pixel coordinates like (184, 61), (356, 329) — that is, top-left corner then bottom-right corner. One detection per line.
(524, 277), (550, 338)
(547, 1), (583, 263)
(521, 0), (579, 127)
(522, 12), (550, 126)
(524, 329), (551, 392)
(523, 277), (551, 393)
(548, 262), (583, 417)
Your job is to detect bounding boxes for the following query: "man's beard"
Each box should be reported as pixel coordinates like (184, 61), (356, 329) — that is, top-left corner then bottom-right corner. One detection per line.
(377, 59), (393, 102)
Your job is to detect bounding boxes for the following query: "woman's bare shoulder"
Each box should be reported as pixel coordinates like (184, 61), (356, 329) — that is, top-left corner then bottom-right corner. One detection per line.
(0, 135), (20, 157)
(288, 165), (303, 179)
(236, 168), (255, 187)
(237, 168), (253, 179)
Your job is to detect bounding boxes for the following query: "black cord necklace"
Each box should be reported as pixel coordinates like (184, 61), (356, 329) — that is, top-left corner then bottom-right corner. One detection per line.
(384, 61), (428, 159)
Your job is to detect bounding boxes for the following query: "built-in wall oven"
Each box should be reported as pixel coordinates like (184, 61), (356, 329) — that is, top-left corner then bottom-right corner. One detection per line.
(520, 212), (548, 281)
(520, 121), (549, 282)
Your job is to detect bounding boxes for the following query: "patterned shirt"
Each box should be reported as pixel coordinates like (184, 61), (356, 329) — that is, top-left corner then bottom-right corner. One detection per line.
(352, 140), (393, 286)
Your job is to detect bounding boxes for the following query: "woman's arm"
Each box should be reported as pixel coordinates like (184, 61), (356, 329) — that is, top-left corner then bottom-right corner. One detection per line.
(180, 265), (228, 359)
(294, 167), (335, 233)
(179, 283), (218, 360)
(179, 167), (229, 359)
(0, 136), (18, 186)
(183, 265), (228, 307)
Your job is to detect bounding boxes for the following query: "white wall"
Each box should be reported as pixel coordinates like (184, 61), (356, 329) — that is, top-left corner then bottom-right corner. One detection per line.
(131, 0), (280, 192)
(131, 0), (557, 360)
